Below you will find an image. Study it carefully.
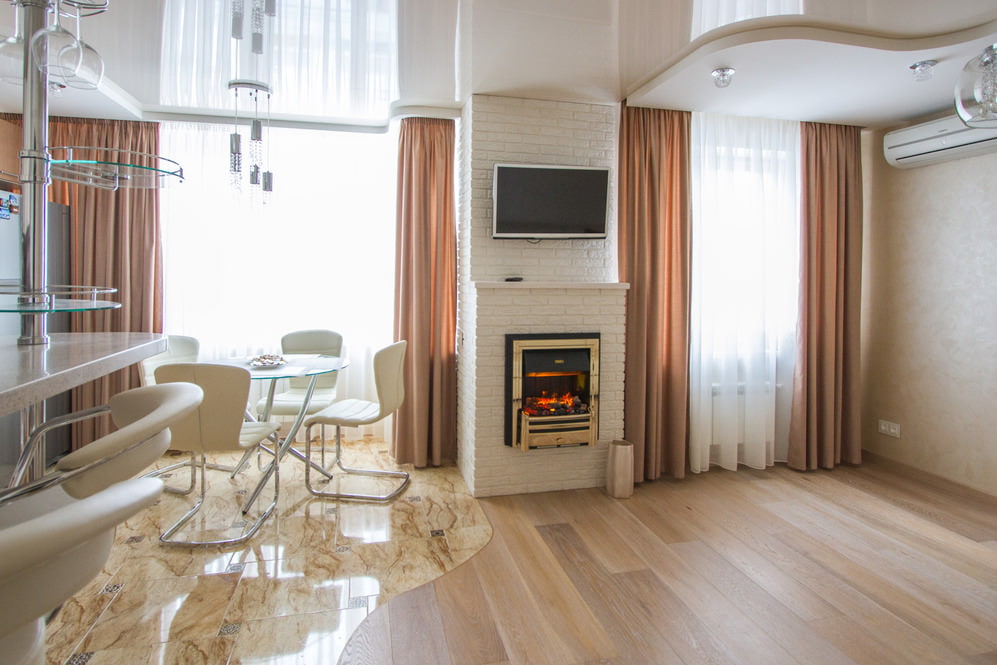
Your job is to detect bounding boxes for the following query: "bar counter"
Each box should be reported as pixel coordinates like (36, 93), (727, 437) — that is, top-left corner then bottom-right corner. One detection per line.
(0, 332), (166, 419)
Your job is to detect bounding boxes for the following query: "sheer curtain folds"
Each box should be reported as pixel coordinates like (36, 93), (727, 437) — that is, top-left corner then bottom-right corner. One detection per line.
(392, 117), (457, 467)
(160, 0), (398, 124)
(691, 0), (804, 39)
(159, 122), (397, 417)
(618, 104), (691, 481)
(689, 113), (801, 473)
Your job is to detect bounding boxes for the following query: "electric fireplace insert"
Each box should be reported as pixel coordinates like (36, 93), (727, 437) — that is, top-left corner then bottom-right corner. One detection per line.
(505, 333), (600, 449)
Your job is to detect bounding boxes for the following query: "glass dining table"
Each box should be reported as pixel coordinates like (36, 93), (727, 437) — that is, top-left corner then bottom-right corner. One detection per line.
(220, 353), (348, 513)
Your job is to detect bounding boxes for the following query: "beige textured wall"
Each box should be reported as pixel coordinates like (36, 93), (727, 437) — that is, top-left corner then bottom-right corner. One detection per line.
(861, 130), (997, 497)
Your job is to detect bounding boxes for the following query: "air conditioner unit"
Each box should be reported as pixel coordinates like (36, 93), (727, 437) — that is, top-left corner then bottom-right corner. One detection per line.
(883, 114), (997, 168)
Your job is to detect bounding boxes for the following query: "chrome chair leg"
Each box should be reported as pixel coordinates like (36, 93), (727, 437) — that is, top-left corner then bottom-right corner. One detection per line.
(160, 453), (279, 547)
(144, 451), (197, 495)
(147, 450), (240, 494)
(230, 446), (256, 478)
(283, 444), (334, 478)
(230, 429), (281, 478)
(303, 424), (409, 502)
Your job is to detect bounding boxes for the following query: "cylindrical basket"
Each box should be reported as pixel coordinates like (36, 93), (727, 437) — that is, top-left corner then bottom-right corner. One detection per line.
(606, 439), (634, 499)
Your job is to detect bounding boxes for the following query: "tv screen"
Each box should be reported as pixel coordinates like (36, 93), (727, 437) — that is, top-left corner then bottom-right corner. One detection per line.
(492, 164), (609, 239)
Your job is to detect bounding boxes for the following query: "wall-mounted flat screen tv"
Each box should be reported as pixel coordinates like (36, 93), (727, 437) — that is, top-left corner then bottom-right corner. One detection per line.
(492, 164), (609, 239)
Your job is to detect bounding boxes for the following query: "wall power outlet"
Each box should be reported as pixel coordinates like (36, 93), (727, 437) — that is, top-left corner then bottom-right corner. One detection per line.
(877, 419), (901, 439)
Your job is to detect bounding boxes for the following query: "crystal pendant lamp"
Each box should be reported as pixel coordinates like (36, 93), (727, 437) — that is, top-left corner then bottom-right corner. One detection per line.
(228, 79), (273, 196)
(228, 0), (276, 198)
(955, 44), (997, 128)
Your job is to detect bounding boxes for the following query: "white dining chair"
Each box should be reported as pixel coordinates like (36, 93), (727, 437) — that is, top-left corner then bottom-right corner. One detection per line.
(256, 329), (343, 443)
(138, 334), (200, 386)
(154, 363), (281, 546)
(302, 340), (409, 502)
(140, 335), (250, 482)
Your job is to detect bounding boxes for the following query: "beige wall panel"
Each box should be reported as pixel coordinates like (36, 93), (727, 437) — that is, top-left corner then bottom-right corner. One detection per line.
(862, 130), (997, 497)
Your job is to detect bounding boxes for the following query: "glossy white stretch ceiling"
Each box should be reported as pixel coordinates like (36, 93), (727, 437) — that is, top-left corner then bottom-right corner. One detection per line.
(0, 0), (995, 128)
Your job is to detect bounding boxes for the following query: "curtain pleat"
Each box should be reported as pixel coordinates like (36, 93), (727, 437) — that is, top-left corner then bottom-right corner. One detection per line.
(788, 122), (863, 470)
(392, 117), (456, 467)
(1, 114), (163, 447)
(617, 103), (692, 481)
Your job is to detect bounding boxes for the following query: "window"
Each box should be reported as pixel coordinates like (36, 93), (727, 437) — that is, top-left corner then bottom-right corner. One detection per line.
(688, 113), (801, 472)
(159, 121), (398, 402)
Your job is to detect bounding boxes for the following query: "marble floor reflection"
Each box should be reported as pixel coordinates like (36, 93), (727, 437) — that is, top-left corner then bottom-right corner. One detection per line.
(45, 437), (491, 665)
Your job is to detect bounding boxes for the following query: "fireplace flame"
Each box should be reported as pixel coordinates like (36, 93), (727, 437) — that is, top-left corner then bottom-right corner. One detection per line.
(525, 371), (580, 378)
(523, 391), (588, 417)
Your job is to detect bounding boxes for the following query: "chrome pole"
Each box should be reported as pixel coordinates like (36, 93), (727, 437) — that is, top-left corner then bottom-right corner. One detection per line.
(18, 0), (52, 347)
(16, 0), (55, 479)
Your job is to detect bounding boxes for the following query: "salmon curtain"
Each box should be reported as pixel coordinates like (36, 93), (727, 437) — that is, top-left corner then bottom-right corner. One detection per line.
(788, 122), (863, 470)
(392, 117), (457, 467)
(1, 114), (163, 446)
(617, 103), (692, 481)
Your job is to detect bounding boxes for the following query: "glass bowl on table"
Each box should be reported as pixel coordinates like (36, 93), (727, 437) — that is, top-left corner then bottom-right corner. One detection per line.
(249, 354), (286, 369)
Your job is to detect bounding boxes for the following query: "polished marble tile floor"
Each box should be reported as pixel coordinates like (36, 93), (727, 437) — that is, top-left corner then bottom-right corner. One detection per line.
(44, 437), (491, 665)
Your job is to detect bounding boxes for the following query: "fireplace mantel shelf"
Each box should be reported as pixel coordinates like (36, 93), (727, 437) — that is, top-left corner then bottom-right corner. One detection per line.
(475, 281), (629, 290)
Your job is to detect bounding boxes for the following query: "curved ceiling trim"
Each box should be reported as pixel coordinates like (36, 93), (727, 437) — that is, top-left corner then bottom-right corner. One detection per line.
(626, 15), (997, 102)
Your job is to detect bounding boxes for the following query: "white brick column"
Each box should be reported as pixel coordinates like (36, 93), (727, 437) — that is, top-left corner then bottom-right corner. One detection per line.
(462, 282), (627, 497)
(456, 95), (626, 497)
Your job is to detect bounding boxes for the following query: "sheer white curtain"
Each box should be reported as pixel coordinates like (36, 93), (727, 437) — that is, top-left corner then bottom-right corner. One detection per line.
(688, 113), (800, 473)
(691, 0), (803, 39)
(160, 0), (398, 124)
(159, 121), (398, 430)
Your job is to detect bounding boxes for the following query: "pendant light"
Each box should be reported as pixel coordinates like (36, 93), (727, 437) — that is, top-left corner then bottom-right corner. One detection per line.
(955, 44), (997, 128)
(228, 0), (275, 199)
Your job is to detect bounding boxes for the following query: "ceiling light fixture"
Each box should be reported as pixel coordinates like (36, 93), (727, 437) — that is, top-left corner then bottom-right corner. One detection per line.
(229, 80), (272, 192)
(712, 66), (735, 88)
(228, 0), (276, 199)
(955, 43), (997, 128)
(909, 59), (936, 82)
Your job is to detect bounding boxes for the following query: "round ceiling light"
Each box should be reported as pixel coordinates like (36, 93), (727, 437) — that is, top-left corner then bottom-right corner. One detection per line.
(955, 44), (997, 128)
(712, 67), (735, 88)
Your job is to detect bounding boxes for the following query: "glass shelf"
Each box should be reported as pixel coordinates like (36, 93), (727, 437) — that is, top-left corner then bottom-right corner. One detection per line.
(0, 284), (120, 313)
(49, 147), (185, 191)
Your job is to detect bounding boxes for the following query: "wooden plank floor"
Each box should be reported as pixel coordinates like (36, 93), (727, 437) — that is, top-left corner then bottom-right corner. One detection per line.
(339, 453), (997, 665)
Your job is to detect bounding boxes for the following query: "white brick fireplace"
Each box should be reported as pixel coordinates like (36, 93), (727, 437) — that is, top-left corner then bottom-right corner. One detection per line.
(456, 94), (627, 497)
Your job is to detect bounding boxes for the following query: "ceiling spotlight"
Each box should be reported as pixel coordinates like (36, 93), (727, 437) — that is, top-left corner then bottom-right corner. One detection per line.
(712, 67), (735, 88)
(909, 60), (937, 82)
